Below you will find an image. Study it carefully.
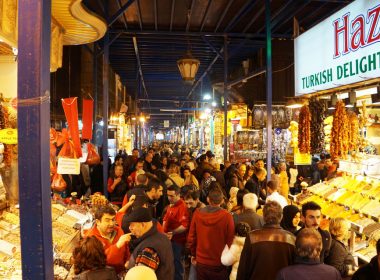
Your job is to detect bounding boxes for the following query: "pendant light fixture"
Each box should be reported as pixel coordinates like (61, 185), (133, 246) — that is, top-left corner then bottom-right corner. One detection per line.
(177, 48), (200, 83)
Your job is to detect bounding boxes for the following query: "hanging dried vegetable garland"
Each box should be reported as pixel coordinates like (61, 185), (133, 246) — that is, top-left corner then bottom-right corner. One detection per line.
(309, 98), (326, 154)
(0, 105), (5, 130)
(298, 104), (311, 153)
(347, 111), (359, 152)
(331, 100), (349, 159)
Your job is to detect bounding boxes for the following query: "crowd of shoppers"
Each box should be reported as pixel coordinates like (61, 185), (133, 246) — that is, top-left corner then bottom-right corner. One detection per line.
(66, 142), (378, 280)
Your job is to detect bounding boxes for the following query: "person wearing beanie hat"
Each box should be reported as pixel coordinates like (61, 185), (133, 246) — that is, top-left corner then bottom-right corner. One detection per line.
(234, 193), (264, 230)
(125, 207), (174, 280)
(280, 205), (301, 235)
(123, 206), (153, 224)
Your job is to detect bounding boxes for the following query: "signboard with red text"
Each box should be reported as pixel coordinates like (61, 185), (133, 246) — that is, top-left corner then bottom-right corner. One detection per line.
(295, 0), (380, 95)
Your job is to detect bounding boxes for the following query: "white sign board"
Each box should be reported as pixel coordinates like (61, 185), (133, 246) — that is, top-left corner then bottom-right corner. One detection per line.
(57, 158), (80, 175)
(164, 120), (169, 128)
(295, 0), (380, 96)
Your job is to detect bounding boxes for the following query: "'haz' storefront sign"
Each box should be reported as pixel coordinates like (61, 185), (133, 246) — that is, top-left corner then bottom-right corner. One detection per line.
(295, 0), (380, 96)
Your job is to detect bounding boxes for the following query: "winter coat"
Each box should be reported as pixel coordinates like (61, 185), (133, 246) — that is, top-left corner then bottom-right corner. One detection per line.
(236, 225), (295, 280)
(221, 236), (246, 280)
(325, 239), (355, 277)
(127, 224), (174, 280)
(235, 209), (264, 230)
(276, 257), (341, 280)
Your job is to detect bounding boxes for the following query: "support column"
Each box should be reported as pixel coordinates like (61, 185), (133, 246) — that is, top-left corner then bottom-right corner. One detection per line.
(265, 0), (272, 180)
(200, 122), (203, 151)
(138, 75), (142, 150)
(134, 74), (139, 149)
(18, 1), (53, 279)
(210, 117), (214, 153)
(223, 35), (228, 161)
(92, 46), (98, 143)
(102, 1), (110, 195)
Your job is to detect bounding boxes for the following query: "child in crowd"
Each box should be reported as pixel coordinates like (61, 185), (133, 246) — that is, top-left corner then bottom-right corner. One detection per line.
(221, 222), (251, 280)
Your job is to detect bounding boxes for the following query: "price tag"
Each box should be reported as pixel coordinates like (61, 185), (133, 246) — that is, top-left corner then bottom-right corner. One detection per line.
(350, 221), (363, 234)
(57, 158), (80, 175)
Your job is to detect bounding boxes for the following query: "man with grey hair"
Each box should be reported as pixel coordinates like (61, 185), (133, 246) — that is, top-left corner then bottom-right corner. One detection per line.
(235, 193), (264, 230)
(236, 201), (295, 280)
(276, 228), (341, 280)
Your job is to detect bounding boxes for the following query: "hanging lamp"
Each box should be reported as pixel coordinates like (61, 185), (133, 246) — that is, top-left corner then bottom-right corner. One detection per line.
(177, 50), (200, 83)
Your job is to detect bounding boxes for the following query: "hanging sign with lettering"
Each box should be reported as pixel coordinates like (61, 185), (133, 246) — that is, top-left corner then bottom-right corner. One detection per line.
(295, 0), (380, 96)
(0, 128), (17, 144)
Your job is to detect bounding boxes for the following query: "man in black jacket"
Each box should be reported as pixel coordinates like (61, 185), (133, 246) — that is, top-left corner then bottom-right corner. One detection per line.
(297, 201), (331, 263)
(352, 239), (380, 280)
(244, 167), (267, 205)
(125, 207), (174, 280)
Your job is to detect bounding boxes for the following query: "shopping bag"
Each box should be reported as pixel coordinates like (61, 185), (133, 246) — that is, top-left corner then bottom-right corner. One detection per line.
(51, 173), (67, 192)
(86, 143), (100, 165)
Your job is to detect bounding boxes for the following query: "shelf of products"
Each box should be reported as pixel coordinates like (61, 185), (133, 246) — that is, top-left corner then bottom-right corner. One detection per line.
(297, 173), (380, 262)
(232, 128), (290, 163)
(0, 201), (91, 280)
(233, 129), (265, 162)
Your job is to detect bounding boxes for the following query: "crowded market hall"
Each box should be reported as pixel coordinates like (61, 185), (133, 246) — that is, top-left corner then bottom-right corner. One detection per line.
(1, 0), (380, 279)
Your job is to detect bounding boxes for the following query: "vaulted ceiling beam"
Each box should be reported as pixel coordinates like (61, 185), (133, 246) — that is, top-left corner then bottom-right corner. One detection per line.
(170, 0), (176, 31)
(136, 0), (143, 30)
(200, 0), (212, 32)
(108, 0), (135, 27)
(272, 1), (312, 32)
(154, 0), (158, 30)
(186, 0), (196, 32)
(109, 29), (291, 38)
(243, 6), (265, 33)
(256, 0), (295, 33)
(133, 37), (149, 103)
(224, 0), (256, 32)
(214, 0), (233, 32)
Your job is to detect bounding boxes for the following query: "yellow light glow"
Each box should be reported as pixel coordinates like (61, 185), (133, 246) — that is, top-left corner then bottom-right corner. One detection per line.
(199, 113), (207, 120)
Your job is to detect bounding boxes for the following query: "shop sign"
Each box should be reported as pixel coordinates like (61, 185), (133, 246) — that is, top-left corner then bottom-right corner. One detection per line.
(231, 118), (240, 125)
(295, 0), (380, 95)
(294, 151), (311, 165)
(164, 120), (169, 128)
(57, 157), (80, 175)
(0, 128), (17, 144)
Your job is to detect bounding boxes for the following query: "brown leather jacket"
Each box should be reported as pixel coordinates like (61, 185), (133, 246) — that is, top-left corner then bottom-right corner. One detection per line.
(236, 225), (296, 280)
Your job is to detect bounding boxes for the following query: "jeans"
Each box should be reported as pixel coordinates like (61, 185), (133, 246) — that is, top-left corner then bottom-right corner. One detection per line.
(172, 242), (185, 280)
(189, 264), (197, 280)
(196, 263), (229, 280)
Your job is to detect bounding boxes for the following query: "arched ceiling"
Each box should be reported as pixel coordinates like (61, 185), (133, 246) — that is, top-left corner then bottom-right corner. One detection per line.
(83, 0), (353, 129)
